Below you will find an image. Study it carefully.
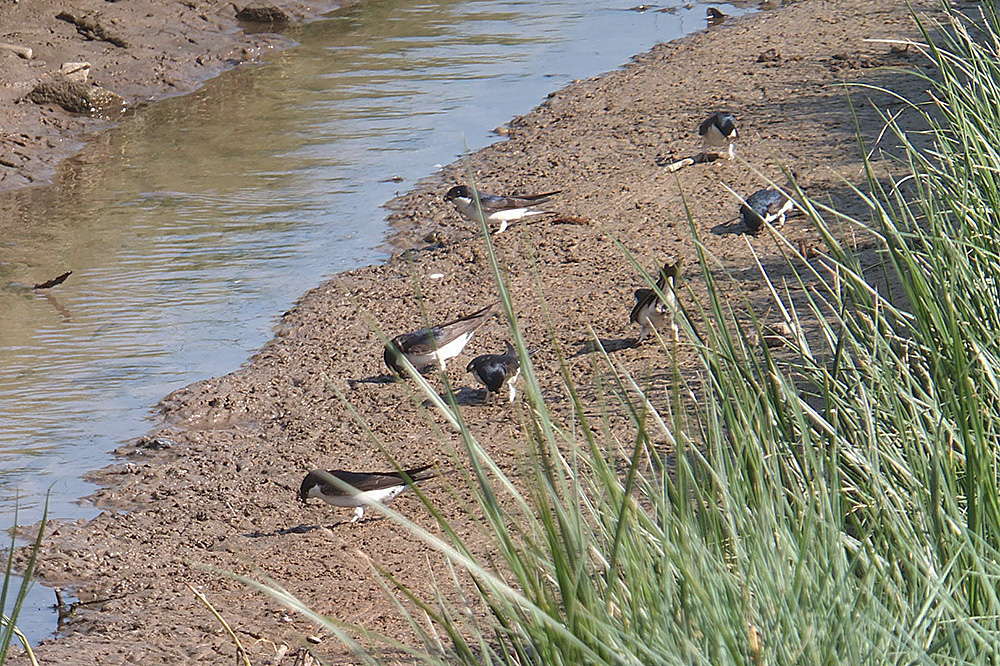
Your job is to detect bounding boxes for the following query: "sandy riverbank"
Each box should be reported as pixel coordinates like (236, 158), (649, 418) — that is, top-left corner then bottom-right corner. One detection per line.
(10, 0), (944, 663)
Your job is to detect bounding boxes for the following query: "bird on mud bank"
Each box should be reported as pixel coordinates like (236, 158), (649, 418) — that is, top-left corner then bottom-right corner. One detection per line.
(698, 111), (738, 160)
(740, 174), (798, 235)
(299, 464), (440, 523)
(384, 302), (498, 376)
(444, 185), (560, 233)
(630, 258), (683, 343)
(467, 341), (522, 403)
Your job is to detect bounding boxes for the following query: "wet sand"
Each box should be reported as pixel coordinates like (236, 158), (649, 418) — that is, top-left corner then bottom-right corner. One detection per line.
(7, 0), (944, 663)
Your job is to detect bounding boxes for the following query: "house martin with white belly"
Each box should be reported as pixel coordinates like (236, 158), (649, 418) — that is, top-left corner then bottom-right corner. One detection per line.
(384, 302), (498, 376)
(299, 464), (439, 523)
(444, 185), (560, 233)
(698, 111), (738, 160)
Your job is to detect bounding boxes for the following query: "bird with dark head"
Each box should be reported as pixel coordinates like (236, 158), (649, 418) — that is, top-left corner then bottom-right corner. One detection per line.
(384, 302), (498, 377)
(443, 185), (561, 233)
(299, 464), (440, 523)
(740, 173), (798, 235)
(466, 341), (521, 403)
(630, 257), (683, 342)
(698, 111), (738, 160)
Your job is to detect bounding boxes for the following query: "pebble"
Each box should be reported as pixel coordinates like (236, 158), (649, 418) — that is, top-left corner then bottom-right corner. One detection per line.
(0, 43), (32, 59)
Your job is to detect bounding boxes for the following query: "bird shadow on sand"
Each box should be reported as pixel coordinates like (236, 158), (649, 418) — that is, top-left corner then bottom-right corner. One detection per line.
(244, 518), (385, 537)
(349, 374), (400, 388)
(711, 218), (749, 235)
(423, 386), (485, 408)
(571, 337), (638, 358)
(244, 523), (330, 538)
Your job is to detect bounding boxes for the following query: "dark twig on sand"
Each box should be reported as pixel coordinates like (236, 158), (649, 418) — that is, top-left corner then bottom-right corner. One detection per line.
(33, 271), (72, 290)
(658, 152), (723, 172)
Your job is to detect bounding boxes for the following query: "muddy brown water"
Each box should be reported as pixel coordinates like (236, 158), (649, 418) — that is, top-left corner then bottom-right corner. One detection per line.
(0, 0), (748, 637)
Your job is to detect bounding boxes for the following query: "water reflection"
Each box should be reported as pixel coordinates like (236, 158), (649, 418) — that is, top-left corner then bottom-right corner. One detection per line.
(0, 0), (747, 636)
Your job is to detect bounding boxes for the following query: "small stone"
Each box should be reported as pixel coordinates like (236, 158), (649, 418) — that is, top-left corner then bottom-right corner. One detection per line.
(59, 62), (91, 83)
(757, 48), (781, 63)
(235, 4), (290, 23)
(133, 436), (174, 450)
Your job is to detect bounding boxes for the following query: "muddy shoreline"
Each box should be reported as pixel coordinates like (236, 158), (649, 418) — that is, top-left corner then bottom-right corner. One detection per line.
(0, 0), (351, 192)
(9, 0), (944, 663)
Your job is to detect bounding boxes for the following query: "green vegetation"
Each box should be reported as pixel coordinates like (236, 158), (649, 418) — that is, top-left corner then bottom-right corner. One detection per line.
(250, 4), (1000, 664)
(0, 503), (47, 666)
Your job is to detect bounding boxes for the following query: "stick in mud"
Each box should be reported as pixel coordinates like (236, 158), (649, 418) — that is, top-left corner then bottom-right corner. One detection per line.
(661, 152), (724, 172)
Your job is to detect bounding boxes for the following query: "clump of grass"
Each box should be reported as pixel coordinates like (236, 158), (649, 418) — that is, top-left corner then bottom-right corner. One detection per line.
(0, 501), (48, 666)
(245, 3), (1000, 664)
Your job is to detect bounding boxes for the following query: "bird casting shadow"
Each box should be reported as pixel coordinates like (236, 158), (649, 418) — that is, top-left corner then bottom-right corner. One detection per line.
(571, 337), (639, 358)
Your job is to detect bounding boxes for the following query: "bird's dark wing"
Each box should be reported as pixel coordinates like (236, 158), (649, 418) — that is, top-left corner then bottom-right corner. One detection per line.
(478, 191), (560, 210)
(325, 464), (438, 493)
(698, 112), (722, 136)
(630, 288), (655, 322)
(395, 303), (498, 354)
(508, 189), (561, 203)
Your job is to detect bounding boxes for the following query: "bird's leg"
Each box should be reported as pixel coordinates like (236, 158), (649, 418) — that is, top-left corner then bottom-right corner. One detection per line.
(507, 381), (517, 404)
(726, 143), (736, 160)
(350, 506), (365, 523)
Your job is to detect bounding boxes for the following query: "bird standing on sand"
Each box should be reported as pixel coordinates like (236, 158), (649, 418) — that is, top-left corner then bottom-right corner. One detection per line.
(630, 258), (683, 342)
(467, 342), (522, 403)
(740, 176), (797, 234)
(444, 185), (560, 233)
(299, 464), (440, 523)
(384, 302), (498, 376)
(698, 111), (738, 160)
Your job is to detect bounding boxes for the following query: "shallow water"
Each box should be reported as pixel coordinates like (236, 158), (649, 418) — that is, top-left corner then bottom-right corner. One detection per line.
(0, 0), (748, 636)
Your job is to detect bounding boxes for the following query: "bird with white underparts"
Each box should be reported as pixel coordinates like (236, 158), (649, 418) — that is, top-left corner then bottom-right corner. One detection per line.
(630, 257), (683, 343)
(740, 174), (797, 235)
(298, 464), (440, 523)
(444, 185), (560, 233)
(384, 302), (498, 376)
(466, 341), (521, 403)
(698, 111), (738, 160)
